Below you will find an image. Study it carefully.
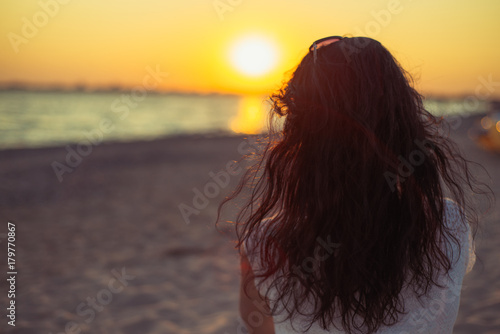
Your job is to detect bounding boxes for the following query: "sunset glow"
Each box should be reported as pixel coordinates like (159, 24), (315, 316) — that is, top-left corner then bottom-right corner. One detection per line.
(0, 1), (499, 97)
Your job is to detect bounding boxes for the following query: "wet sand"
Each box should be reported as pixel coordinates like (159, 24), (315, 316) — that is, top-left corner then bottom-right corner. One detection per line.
(0, 114), (498, 333)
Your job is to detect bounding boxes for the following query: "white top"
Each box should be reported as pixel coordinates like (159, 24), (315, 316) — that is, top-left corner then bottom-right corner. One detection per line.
(245, 198), (475, 334)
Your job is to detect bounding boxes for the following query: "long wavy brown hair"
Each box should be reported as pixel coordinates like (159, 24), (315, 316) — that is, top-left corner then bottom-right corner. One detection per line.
(218, 36), (491, 333)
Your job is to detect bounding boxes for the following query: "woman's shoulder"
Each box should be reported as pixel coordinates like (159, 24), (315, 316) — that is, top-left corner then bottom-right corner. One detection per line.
(442, 197), (475, 274)
(443, 197), (462, 219)
(443, 198), (468, 233)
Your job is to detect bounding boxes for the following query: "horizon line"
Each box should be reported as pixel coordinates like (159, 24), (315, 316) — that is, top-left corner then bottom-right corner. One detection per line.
(0, 82), (499, 101)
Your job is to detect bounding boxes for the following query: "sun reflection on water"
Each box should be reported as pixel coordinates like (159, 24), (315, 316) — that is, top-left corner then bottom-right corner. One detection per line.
(229, 95), (269, 134)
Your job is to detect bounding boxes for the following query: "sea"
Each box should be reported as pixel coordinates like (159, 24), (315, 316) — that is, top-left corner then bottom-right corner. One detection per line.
(0, 90), (491, 150)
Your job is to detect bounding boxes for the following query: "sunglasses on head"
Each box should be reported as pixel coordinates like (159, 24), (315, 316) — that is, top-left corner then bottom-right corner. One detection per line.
(309, 36), (345, 63)
(309, 36), (345, 52)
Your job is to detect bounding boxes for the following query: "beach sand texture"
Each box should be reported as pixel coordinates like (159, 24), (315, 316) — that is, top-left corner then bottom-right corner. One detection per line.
(0, 115), (498, 333)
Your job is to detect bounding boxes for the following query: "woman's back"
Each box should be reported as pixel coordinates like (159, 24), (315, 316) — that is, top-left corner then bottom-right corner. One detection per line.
(245, 199), (475, 333)
(218, 36), (489, 334)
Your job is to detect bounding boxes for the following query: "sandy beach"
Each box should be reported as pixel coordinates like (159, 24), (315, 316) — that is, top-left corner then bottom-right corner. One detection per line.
(0, 114), (499, 334)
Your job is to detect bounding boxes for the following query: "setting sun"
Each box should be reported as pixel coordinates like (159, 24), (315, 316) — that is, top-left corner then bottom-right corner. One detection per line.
(229, 36), (278, 77)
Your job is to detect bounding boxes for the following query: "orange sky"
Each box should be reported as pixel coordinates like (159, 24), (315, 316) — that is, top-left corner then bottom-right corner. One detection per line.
(1, 0), (499, 97)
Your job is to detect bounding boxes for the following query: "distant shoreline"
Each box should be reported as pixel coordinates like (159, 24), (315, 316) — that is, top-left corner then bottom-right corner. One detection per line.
(1, 85), (499, 102)
(0, 87), (243, 97)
